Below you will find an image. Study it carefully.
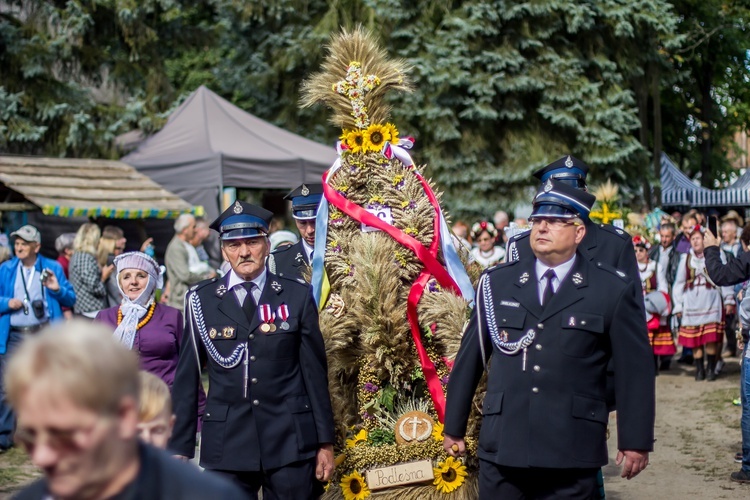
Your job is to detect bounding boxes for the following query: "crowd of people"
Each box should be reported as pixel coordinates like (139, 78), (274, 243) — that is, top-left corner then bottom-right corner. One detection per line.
(0, 159), (747, 498)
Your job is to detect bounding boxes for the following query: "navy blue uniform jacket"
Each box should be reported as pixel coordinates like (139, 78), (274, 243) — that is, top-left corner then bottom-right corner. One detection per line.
(444, 255), (655, 469)
(169, 271), (335, 471)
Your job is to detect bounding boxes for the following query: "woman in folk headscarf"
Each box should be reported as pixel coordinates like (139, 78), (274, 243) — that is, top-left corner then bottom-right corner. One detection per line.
(673, 225), (736, 381)
(94, 251), (184, 388)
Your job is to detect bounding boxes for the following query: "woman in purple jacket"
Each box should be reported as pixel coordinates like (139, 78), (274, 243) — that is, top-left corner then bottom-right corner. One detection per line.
(95, 252), (206, 423)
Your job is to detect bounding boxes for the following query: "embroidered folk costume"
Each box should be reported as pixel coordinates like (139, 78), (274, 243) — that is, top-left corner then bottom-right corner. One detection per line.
(634, 236), (676, 357)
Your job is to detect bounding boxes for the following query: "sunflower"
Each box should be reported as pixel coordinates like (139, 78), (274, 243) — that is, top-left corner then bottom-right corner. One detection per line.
(363, 123), (389, 151)
(346, 429), (368, 448)
(432, 421), (444, 443)
(381, 122), (399, 143)
(343, 129), (366, 153)
(341, 470), (370, 500)
(433, 456), (468, 494)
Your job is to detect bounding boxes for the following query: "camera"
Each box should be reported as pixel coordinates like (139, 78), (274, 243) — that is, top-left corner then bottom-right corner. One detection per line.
(31, 299), (45, 319)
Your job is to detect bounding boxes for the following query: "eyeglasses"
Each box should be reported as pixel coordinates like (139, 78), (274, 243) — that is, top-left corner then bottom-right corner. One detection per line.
(15, 419), (105, 453)
(529, 217), (581, 228)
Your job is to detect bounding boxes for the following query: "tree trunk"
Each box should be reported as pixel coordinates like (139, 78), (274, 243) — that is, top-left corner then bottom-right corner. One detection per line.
(699, 54), (715, 187)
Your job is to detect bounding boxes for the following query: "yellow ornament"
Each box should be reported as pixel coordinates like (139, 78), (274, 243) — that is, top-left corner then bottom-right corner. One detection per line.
(346, 429), (368, 449)
(433, 456), (468, 494)
(341, 470), (371, 500)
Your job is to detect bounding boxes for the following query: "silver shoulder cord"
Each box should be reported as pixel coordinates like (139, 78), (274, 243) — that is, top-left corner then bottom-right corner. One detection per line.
(188, 291), (247, 369)
(477, 273), (488, 371)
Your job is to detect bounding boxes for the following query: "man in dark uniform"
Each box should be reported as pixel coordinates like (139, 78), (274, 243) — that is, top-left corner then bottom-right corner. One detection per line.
(444, 180), (655, 499)
(169, 200), (335, 499)
(269, 184), (323, 280)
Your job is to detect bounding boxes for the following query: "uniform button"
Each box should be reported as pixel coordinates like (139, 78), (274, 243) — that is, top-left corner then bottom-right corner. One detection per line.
(581, 320), (587, 326)
(590, 411), (596, 417)
(249, 334), (255, 340)
(537, 323), (543, 329)
(250, 355), (256, 361)
(502, 319), (507, 323)
(206, 412), (211, 418)
(533, 365), (540, 372)
(535, 344), (543, 350)
(532, 387), (539, 393)
(253, 399), (259, 406)
(251, 378), (258, 384)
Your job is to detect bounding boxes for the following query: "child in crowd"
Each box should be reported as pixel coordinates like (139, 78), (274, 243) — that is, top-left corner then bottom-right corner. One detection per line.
(137, 371), (175, 449)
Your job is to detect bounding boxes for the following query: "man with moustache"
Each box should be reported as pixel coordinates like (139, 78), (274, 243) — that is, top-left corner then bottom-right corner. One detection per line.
(169, 201), (335, 499)
(270, 184), (322, 281)
(444, 180), (655, 498)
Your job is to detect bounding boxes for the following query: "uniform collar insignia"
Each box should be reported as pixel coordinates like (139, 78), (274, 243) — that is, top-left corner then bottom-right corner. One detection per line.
(301, 184), (310, 196)
(233, 200), (243, 214)
(215, 284), (227, 297)
(271, 281), (282, 293)
(543, 179), (553, 192)
(571, 272), (583, 285)
(519, 272), (529, 284)
(295, 252), (304, 263)
(565, 155), (574, 168)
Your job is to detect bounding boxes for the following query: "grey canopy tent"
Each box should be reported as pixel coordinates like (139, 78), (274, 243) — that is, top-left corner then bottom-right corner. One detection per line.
(122, 86), (337, 220)
(661, 153), (750, 208)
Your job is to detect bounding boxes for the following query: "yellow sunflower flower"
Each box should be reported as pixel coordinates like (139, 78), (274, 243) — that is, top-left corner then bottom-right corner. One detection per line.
(345, 429), (368, 449)
(432, 421), (444, 443)
(433, 456), (468, 494)
(382, 122), (399, 143)
(363, 123), (389, 152)
(343, 129), (366, 153)
(341, 470), (370, 500)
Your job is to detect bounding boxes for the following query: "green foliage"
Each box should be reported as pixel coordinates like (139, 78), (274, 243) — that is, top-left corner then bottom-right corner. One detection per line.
(367, 427), (396, 446)
(379, 384), (397, 412)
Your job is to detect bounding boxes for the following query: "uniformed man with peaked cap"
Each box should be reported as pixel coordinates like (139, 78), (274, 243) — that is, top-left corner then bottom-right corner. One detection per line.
(269, 184), (323, 281)
(169, 200), (335, 499)
(507, 155), (643, 407)
(444, 180), (655, 498)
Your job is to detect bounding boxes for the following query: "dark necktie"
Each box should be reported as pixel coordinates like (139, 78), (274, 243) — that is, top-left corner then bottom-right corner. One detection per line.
(242, 282), (257, 323)
(542, 269), (556, 306)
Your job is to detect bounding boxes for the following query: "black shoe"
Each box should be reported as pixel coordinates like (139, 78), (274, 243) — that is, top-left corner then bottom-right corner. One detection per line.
(730, 469), (750, 483)
(659, 359), (672, 371)
(677, 355), (694, 365)
(695, 359), (706, 381)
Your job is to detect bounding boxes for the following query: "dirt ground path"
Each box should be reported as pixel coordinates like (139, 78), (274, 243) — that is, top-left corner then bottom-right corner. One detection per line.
(603, 355), (747, 499)
(0, 356), (747, 499)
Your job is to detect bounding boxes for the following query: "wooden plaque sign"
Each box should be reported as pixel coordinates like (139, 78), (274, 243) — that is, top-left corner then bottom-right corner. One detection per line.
(365, 459), (435, 491)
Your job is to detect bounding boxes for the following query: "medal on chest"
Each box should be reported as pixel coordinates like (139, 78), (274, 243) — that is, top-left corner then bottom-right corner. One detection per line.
(259, 304), (276, 333)
(277, 303), (290, 330)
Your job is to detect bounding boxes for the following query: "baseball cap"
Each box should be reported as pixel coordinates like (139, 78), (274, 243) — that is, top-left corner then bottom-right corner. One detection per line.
(11, 225), (41, 244)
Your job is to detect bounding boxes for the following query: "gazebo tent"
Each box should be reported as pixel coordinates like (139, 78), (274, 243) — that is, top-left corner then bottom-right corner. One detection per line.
(661, 153), (750, 208)
(122, 86), (337, 220)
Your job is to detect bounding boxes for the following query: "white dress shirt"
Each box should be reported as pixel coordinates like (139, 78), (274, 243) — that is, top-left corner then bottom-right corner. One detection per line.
(227, 269), (266, 307)
(534, 255), (576, 305)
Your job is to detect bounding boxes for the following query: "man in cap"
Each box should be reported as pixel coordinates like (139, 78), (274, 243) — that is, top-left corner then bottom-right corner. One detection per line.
(0, 224), (76, 452)
(169, 201), (335, 499)
(507, 155), (642, 406)
(444, 180), (655, 498)
(269, 184), (323, 281)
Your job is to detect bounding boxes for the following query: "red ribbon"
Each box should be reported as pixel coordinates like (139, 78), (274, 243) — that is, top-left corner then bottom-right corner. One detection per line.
(323, 168), (457, 422)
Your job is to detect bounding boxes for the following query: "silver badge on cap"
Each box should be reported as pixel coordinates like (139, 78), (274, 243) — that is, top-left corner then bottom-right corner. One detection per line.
(301, 184), (310, 196)
(544, 179), (553, 192)
(565, 155), (574, 168)
(233, 201), (243, 214)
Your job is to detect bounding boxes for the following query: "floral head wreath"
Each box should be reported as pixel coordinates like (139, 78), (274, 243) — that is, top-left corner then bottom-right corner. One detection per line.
(632, 234), (651, 250)
(690, 224), (707, 236)
(471, 221), (498, 240)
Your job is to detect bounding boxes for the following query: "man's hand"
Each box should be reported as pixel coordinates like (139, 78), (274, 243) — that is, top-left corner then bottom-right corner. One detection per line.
(616, 450), (649, 479)
(42, 269), (60, 292)
(443, 434), (466, 457)
(8, 299), (23, 310)
(316, 443), (334, 482)
(703, 231), (720, 248)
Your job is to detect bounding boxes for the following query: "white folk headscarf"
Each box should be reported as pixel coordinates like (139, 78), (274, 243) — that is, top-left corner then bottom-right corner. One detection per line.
(112, 252), (164, 349)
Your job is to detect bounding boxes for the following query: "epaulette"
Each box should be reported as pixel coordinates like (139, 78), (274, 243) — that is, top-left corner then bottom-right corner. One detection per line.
(187, 276), (219, 294)
(271, 244), (295, 255)
(508, 228), (531, 243)
(484, 259), (519, 275)
(597, 223), (630, 240)
(273, 271), (310, 287)
(594, 261), (631, 282)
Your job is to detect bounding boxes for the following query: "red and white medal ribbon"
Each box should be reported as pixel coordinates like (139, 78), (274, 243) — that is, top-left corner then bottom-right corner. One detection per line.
(277, 304), (290, 330)
(258, 304), (275, 332)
